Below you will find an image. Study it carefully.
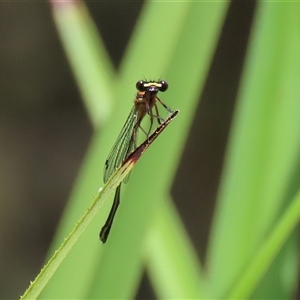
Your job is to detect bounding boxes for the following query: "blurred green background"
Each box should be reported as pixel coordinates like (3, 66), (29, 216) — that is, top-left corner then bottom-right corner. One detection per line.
(1, 1), (300, 299)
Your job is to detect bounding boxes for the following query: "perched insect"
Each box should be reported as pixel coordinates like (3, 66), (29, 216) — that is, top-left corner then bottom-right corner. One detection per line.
(100, 80), (173, 243)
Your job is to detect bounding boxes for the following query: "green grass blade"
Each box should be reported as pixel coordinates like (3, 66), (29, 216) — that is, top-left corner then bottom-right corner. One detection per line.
(207, 2), (300, 298)
(119, 1), (191, 82)
(87, 2), (229, 299)
(145, 199), (204, 299)
(51, 0), (114, 126)
(229, 189), (300, 299)
(21, 152), (139, 300)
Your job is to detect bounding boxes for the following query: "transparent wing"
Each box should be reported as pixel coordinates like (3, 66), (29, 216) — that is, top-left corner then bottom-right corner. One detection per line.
(103, 106), (137, 183)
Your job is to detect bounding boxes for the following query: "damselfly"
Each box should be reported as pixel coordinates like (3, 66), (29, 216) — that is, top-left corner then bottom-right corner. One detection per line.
(100, 80), (173, 243)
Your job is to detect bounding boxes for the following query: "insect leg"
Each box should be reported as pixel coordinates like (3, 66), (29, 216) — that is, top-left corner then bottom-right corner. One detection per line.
(156, 96), (173, 113)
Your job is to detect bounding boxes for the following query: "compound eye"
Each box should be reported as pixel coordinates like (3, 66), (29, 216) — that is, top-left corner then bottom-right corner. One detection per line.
(136, 80), (146, 91)
(159, 80), (168, 92)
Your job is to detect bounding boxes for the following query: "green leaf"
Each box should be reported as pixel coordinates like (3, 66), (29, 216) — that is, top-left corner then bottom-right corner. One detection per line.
(207, 2), (300, 298)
